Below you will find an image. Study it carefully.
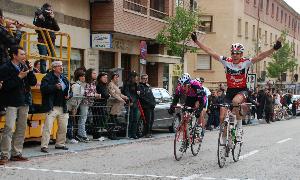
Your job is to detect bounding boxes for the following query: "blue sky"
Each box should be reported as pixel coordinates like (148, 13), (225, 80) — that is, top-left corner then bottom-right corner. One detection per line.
(284, 0), (300, 14)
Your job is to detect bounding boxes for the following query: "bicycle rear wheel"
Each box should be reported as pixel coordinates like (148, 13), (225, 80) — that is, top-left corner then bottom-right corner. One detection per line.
(174, 126), (187, 161)
(191, 124), (202, 156)
(217, 122), (227, 168)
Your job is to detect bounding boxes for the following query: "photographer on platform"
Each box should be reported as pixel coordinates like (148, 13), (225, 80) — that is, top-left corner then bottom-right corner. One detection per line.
(33, 3), (60, 73)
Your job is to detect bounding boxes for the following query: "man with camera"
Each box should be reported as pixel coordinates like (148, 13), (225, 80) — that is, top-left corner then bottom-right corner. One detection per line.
(33, 3), (60, 73)
(0, 9), (24, 115)
(0, 46), (37, 165)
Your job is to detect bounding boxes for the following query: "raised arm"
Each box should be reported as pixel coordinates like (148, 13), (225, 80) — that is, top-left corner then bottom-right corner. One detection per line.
(191, 32), (221, 61)
(252, 39), (282, 63)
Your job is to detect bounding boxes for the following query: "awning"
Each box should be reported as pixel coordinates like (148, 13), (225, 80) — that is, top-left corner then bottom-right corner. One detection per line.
(147, 54), (181, 64)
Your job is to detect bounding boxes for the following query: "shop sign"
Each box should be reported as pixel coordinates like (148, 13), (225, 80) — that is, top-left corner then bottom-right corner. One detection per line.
(91, 34), (112, 48)
(140, 41), (147, 59)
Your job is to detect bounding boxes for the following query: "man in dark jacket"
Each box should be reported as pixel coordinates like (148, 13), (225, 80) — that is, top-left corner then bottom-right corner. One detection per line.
(0, 46), (37, 164)
(122, 71), (140, 139)
(33, 3), (60, 73)
(40, 61), (70, 153)
(138, 74), (156, 138)
(0, 9), (23, 115)
(257, 88), (266, 120)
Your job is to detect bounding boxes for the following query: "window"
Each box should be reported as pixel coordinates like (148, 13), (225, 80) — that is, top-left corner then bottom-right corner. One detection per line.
(252, 25), (256, 40)
(238, 19), (242, 36)
(245, 22), (249, 38)
(254, 0), (257, 6)
(271, 3), (274, 17)
(270, 32), (273, 46)
(266, 0), (269, 14)
(281, 10), (283, 23)
(176, 0), (183, 7)
(258, 28), (262, 39)
(275, 34), (278, 42)
(264, 30), (267, 44)
(289, 15), (291, 27)
(199, 16), (213, 32)
(259, 0), (263, 10)
(263, 61), (266, 71)
(246, 0), (250, 3)
(197, 54), (211, 70)
(190, 0), (197, 11)
(285, 13), (287, 25)
(276, 6), (279, 20)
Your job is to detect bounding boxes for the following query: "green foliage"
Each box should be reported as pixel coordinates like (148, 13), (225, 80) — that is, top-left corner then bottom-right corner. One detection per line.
(156, 7), (200, 57)
(266, 31), (298, 81)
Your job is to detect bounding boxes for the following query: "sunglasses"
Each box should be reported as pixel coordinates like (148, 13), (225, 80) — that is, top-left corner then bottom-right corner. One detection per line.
(231, 52), (242, 55)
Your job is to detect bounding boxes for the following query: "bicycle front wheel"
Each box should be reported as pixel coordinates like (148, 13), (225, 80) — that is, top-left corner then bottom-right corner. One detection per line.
(232, 141), (242, 162)
(191, 124), (202, 156)
(217, 123), (227, 168)
(174, 126), (187, 161)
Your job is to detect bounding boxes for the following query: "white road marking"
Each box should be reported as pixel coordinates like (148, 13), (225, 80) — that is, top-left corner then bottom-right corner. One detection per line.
(276, 138), (292, 144)
(182, 174), (203, 180)
(239, 150), (259, 160)
(2, 166), (179, 179)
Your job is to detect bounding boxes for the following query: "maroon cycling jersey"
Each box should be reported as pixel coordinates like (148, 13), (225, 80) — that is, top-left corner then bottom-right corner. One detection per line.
(219, 56), (253, 89)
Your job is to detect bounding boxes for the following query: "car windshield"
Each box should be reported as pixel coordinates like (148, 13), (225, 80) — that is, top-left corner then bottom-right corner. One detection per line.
(160, 89), (171, 100)
(152, 89), (162, 99)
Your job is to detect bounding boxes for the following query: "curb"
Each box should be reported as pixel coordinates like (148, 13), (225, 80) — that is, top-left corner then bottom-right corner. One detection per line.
(26, 134), (174, 159)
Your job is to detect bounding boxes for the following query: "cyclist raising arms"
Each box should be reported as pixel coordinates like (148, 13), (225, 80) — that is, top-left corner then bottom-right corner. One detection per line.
(191, 32), (282, 141)
(169, 73), (207, 137)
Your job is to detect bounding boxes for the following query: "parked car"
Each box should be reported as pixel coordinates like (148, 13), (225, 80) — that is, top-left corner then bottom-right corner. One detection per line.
(115, 88), (179, 137)
(150, 88), (178, 133)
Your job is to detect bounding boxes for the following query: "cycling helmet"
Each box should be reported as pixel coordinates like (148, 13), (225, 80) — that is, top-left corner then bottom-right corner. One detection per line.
(231, 43), (244, 53)
(178, 73), (191, 85)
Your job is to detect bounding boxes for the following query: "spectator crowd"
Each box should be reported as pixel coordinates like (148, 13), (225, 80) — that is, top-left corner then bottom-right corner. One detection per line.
(0, 4), (157, 165)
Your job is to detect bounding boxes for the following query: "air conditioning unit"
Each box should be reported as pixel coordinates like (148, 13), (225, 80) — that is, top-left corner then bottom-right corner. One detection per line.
(90, 0), (112, 3)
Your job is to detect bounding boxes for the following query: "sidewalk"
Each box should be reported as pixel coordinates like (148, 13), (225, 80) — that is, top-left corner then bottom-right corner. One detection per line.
(22, 133), (174, 158)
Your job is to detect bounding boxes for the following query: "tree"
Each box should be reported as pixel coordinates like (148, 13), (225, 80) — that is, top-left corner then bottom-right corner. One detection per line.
(156, 6), (200, 60)
(266, 31), (298, 88)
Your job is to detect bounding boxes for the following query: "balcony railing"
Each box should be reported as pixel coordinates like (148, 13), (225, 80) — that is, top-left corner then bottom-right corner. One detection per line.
(150, 8), (167, 20)
(123, 0), (147, 15)
(123, 0), (168, 20)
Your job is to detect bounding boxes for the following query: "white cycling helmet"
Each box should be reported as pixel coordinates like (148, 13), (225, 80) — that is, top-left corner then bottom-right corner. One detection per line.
(178, 73), (191, 85)
(231, 43), (245, 53)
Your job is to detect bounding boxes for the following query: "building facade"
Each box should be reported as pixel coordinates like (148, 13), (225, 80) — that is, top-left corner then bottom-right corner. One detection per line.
(189, 0), (300, 92)
(1, 0), (182, 91)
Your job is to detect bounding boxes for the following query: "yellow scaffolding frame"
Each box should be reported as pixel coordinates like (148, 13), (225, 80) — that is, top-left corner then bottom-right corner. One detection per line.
(5, 17), (71, 79)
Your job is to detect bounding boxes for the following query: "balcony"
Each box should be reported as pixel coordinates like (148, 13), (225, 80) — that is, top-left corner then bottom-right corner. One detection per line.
(91, 0), (170, 39)
(123, 0), (168, 20)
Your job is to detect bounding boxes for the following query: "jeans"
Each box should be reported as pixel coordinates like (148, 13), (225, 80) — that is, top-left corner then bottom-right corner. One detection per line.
(78, 105), (89, 138)
(1, 106), (29, 157)
(37, 44), (55, 74)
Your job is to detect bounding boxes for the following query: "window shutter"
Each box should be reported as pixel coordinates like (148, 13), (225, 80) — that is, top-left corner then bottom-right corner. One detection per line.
(197, 55), (211, 70)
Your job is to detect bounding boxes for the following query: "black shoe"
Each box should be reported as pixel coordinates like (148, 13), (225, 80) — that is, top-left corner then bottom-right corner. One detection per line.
(55, 146), (69, 150)
(129, 136), (139, 139)
(41, 147), (49, 153)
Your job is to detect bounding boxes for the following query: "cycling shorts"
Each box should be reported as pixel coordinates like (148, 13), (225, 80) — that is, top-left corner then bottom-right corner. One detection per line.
(225, 88), (249, 103)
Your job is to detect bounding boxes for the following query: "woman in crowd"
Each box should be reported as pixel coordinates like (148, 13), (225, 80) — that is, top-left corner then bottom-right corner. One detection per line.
(66, 68), (86, 144)
(78, 68), (101, 141)
(108, 73), (128, 139)
(93, 72), (112, 139)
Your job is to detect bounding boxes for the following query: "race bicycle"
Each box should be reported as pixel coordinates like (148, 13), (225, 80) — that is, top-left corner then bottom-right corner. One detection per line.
(174, 105), (203, 161)
(217, 103), (251, 168)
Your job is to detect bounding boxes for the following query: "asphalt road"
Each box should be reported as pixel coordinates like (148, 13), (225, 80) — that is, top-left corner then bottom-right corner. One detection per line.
(0, 118), (299, 180)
